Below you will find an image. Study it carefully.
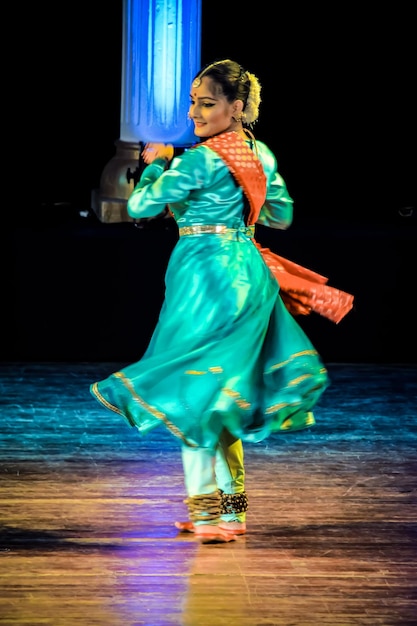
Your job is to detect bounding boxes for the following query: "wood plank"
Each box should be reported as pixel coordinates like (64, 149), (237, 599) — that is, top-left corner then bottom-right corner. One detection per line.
(1, 362), (416, 625)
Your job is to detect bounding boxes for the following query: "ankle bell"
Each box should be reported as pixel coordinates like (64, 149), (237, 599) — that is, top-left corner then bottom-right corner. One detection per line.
(184, 490), (222, 522)
(220, 490), (249, 515)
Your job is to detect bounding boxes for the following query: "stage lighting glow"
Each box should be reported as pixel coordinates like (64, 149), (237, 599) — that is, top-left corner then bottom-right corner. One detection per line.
(120, 0), (201, 146)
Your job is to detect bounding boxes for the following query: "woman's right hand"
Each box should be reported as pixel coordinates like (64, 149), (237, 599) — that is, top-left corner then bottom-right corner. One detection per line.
(142, 142), (174, 164)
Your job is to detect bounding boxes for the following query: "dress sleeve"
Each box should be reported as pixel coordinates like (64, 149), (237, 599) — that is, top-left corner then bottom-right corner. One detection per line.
(255, 143), (294, 230)
(127, 150), (208, 219)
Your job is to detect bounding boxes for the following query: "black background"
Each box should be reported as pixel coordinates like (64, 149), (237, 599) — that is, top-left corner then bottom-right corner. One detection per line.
(25, 0), (415, 221)
(8, 1), (416, 364)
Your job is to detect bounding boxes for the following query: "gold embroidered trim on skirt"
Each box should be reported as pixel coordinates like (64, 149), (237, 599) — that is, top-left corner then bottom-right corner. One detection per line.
(179, 224), (255, 237)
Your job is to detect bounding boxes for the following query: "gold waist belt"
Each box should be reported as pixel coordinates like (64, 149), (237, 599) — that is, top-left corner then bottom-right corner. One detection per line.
(178, 224), (255, 237)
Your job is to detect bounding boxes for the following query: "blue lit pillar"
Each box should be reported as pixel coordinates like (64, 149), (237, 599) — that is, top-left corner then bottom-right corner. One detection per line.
(92, 0), (202, 223)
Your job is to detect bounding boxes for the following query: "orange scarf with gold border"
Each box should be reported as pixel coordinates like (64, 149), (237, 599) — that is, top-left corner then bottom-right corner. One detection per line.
(201, 132), (354, 323)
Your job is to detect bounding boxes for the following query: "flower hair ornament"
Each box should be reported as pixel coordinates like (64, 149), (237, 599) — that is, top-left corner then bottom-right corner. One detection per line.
(241, 71), (261, 127)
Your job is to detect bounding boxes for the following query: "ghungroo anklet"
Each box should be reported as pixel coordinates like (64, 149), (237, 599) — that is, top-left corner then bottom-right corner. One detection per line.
(184, 491), (222, 522)
(220, 490), (249, 515)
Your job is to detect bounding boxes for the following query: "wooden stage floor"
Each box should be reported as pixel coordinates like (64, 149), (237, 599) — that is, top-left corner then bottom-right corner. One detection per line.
(1, 362), (416, 625)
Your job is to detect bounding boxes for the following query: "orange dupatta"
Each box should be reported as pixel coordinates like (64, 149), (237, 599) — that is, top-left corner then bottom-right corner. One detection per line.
(202, 132), (354, 324)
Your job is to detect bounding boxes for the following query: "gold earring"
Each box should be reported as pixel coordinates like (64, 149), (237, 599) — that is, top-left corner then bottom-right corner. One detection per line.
(233, 115), (242, 122)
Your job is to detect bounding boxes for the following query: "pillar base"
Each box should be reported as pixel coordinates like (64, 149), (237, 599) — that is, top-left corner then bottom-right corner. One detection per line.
(91, 191), (134, 224)
(91, 139), (140, 223)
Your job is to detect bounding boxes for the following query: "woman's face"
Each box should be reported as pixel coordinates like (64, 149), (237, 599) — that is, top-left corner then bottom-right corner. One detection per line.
(189, 76), (237, 138)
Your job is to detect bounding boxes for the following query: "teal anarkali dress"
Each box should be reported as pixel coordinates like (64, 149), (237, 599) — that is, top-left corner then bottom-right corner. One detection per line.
(90, 134), (331, 451)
